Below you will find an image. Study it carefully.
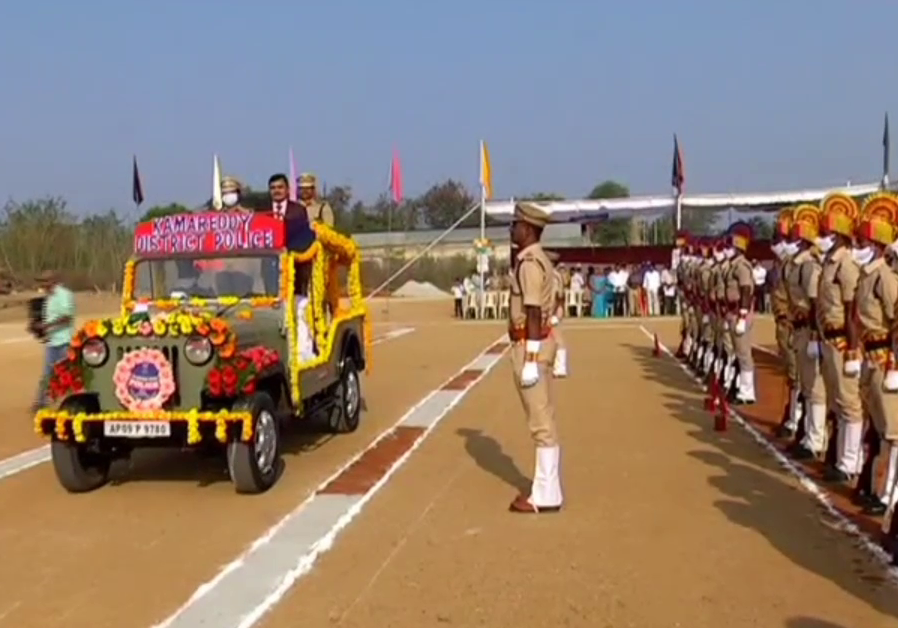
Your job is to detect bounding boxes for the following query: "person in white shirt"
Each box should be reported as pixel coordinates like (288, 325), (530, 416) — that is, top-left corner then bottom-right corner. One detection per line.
(608, 265), (628, 316)
(451, 278), (464, 318)
(567, 267), (585, 316)
(660, 266), (677, 315)
(751, 260), (767, 313)
(642, 264), (662, 316)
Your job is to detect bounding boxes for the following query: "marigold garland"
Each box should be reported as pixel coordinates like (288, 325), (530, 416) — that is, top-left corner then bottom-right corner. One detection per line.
(35, 409), (253, 444)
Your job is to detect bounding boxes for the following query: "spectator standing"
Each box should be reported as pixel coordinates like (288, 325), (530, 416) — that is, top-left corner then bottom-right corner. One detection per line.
(643, 264), (662, 315)
(752, 260), (768, 313)
(569, 266), (585, 315)
(583, 266), (595, 314)
(626, 264), (645, 316)
(451, 278), (464, 318)
(660, 265), (677, 315)
(608, 265), (628, 316)
(32, 270), (74, 412)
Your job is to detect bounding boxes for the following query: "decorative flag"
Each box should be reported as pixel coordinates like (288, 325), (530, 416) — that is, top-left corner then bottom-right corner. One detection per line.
(211, 154), (223, 210)
(132, 155), (144, 206)
(883, 113), (890, 188)
(479, 140), (492, 200)
(671, 134), (684, 194)
(288, 146), (298, 202)
(389, 148), (403, 203)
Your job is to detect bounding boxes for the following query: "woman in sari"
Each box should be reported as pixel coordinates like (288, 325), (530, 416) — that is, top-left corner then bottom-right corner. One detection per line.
(591, 267), (611, 318)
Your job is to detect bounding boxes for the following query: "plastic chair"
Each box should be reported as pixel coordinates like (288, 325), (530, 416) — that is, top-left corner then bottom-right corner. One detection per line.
(499, 291), (511, 318)
(482, 291), (498, 319)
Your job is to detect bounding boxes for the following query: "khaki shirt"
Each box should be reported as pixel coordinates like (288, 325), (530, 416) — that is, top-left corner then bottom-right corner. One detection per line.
(816, 246), (859, 330)
(786, 248), (821, 320)
(725, 256), (753, 305)
(699, 263), (713, 303)
(856, 257), (898, 342)
(770, 259), (791, 319)
(305, 201), (335, 227)
(509, 243), (554, 328)
(713, 261), (728, 302)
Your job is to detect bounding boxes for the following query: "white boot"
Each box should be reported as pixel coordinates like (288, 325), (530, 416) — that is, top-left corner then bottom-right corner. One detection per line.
(879, 443), (898, 506)
(553, 349), (568, 378)
(724, 358), (737, 392)
(737, 370), (756, 402)
(683, 335), (693, 356)
(836, 419), (864, 476)
(786, 390), (802, 430)
(801, 403), (827, 454)
(529, 446), (563, 509)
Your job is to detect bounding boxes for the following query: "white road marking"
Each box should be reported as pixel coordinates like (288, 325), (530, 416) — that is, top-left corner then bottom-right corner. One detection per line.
(638, 325), (898, 582)
(0, 328), (417, 482)
(151, 334), (509, 628)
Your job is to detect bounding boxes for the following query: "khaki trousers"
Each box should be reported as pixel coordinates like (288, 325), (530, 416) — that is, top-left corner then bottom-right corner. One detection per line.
(794, 327), (826, 404)
(775, 321), (797, 386)
(820, 342), (863, 423)
(510, 336), (559, 447)
(717, 314), (733, 356)
(860, 362), (898, 440)
(727, 313), (754, 370)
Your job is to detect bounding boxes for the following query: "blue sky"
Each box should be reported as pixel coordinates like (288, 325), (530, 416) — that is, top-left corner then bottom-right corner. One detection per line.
(1, 1), (897, 217)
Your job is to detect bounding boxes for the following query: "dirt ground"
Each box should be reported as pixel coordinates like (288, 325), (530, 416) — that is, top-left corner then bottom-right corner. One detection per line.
(0, 295), (896, 627)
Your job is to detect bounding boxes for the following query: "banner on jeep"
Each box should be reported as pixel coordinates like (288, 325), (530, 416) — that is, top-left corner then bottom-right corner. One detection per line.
(133, 212), (286, 256)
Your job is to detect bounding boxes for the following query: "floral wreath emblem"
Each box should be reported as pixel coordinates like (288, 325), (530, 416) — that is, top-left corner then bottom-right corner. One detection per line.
(113, 348), (176, 411)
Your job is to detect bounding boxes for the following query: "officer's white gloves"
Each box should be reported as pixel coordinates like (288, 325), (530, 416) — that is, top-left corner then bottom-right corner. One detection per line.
(806, 341), (821, 359)
(884, 370), (898, 392)
(521, 340), (540, 387)
(843, 357), (861, 377)
(701, 314), (709, 324)
(549, 315), (560, 326)
(734, 308), (748, 336)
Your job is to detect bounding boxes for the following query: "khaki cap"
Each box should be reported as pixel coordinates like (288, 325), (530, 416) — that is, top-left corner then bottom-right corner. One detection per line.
(513, 202), (550, 228)
(221, 176), (241, 193)
(298, 172), (317, 188)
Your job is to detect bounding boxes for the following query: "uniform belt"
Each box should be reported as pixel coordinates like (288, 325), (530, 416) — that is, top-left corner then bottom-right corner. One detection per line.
(822, 327), (846, 340)
(791, 317), (809, 329)
(508, 327), (552, 342)
(863, 339), (890, 351)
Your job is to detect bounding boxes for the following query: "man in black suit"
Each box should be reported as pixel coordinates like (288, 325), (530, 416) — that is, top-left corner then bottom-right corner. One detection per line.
(262, 173), (314, 296)
(266, 173), (308, 223)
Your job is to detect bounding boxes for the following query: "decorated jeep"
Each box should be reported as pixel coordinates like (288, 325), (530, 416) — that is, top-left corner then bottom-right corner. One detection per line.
(34, 211), (369, 494)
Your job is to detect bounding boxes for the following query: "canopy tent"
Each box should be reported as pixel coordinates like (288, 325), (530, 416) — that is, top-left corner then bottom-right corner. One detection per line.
(482, 180), (886, 223)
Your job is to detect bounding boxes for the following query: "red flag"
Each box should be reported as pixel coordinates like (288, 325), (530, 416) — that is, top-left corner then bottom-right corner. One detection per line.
(389, 149), (403, 203)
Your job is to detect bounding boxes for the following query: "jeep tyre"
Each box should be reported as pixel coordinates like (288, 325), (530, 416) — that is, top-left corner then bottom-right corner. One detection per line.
(227, 392), (280, 494)
(50, 398), (111, 493)
(327, 356), (361, 434)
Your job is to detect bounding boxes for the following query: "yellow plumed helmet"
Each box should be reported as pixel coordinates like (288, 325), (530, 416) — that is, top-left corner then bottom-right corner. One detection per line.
(775, 207), (794, 237)
(790, 204), (821, 243)
(858, 192), (898, 246)
(819, 192), (859, 239)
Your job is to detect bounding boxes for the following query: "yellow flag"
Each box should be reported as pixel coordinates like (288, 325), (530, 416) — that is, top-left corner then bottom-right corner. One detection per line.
(479, 140), (492, 200)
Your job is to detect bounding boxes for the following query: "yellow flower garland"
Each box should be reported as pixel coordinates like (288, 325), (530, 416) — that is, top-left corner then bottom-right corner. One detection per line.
(35, 409), (253, 444)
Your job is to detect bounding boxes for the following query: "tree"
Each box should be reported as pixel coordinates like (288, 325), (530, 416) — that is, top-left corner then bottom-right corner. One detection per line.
(586, 180), (632, 246)
(416, 179), (475, 229)
(746, 215), (773, 240)
(139, 203), (191, 222)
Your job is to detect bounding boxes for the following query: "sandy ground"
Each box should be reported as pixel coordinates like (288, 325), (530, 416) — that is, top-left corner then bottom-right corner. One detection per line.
(0, 295), (895, 627)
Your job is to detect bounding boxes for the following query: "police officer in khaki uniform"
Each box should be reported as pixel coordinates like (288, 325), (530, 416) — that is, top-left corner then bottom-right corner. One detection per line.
(546, 251), (568, 378)
(852, 193), (898, 517)
(507, 201), (562, 514)
(711, 238), (732, 385)
(723, 222), (756, 404)
(771, 208), (803, 436)
(297, 173), (335, 227)
(696, 239), (716, 374)
(220, 176), (251, 212)
(787, 205), (827, 459)
(677, 238), (697, 361)
(673, 231), (691, 358)
(814, 193), (864, 483)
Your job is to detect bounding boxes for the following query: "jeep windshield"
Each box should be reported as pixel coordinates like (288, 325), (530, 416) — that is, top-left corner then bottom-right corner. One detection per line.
(132, 255), (281, 301)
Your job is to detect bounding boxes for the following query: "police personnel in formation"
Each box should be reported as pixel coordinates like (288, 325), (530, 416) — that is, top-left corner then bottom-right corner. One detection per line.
(297, 173), (335, 227)
(507, 201), (563, 514)
(546, 251), (568, 378)
(813, 193), (864, 483)
(723, 222), (757, 404)
(710, 239), (729, 382)
(674, 231), (692, 359)
(785, 205), (827, 459)
(695, 239), (716, 375)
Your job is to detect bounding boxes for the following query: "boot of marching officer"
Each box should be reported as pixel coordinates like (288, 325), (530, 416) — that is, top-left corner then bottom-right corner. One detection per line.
(849, 193), (898, 517)
(785, 205), (827, 460)
(771, 208), (804, 436)
(814, 193), (864, 484)
(723, 222), (756, 404)
(547, 251), (568, 378)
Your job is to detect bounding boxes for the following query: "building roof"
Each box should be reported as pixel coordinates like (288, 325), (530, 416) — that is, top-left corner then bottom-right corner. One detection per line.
(353, 224), (585, 249)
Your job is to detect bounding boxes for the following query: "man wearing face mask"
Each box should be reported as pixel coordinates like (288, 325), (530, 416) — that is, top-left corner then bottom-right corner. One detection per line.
(695, 239), (715, 375)
(771, 208), (803, 436)
(786, 204), (827, 460)
(220, 176), (250, 212)
(852, 194), (898, 520)
(814, 193), (863, 483)
(711, 238), (733, 386)
(723, 222), (756, 404)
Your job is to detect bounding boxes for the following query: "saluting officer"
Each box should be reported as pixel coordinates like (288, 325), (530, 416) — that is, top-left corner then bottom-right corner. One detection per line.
(297, 173), (335, 227)
(771, 208), (802, 436)
(853, 193), (898, 518)
(723, 222), (756, 404)
(786, 205), (827, 459)
(546, 251), (568, 378)
(814, 193), (864, 483)
(507, 202), (563, 514)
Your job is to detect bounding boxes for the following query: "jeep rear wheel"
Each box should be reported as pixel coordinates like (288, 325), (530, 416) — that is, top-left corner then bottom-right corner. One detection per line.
(327, 357), (361, 434)
(227, 392), (280, 494)
(50, 398), (110, 493)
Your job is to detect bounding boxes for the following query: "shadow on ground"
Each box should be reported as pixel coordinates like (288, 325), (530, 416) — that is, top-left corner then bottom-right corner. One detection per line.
(456, 427), (531, 493)
(622, 340), (898, 620)
(784, 618), (854, 628)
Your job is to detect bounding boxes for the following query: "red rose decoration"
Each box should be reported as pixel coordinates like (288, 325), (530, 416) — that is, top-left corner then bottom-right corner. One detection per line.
(207, 369), (223, 396)
(242, 380), (256, 394)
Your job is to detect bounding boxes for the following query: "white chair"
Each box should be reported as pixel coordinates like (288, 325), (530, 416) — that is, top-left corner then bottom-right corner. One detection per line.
(464, 293), (479, 319)
(482, 291), (498, 319)
(566, 289), (584, 317)
(499, 291), (511, 318)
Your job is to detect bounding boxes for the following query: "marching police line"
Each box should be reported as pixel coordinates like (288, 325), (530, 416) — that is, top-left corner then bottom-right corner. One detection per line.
(675, 191), (898, 554)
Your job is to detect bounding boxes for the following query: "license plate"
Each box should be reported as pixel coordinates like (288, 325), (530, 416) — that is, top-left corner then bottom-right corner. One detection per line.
(103, 421), (171, 438)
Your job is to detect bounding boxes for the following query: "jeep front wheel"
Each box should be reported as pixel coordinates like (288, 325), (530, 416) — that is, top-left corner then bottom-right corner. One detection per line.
(50, 398), (111, 493)
(227, 392), (280, 494)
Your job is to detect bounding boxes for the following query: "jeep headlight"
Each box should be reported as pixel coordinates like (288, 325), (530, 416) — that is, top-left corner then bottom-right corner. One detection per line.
(81, 338), (108, 367)
(184, 336), (212, 365)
